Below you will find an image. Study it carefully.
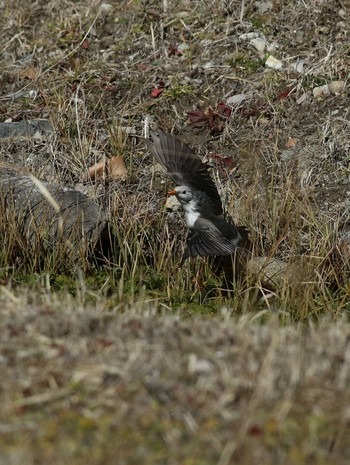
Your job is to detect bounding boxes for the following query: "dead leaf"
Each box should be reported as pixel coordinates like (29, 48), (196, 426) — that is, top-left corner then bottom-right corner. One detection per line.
(86, 156), (127, 181)
(108, 156), (127, 179)
(151, 80), (165, 98)
(286, 137), (298, 148)
(87, 159), (106, 181)
(18, 67), (39, 80)
(81, 39), (89, 49)
(151, 88), (163, 98)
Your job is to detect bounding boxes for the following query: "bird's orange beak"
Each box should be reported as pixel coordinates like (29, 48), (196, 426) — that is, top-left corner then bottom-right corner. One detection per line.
(168, 189), (177, 196)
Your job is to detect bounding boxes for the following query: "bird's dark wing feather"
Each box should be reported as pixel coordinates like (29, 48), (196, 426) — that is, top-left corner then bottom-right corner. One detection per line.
(146, 129), (222, 215)
(180, 217), (242, 264)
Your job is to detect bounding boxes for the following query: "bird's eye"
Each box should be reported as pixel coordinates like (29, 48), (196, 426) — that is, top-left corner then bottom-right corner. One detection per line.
(183, 191), (186, 194)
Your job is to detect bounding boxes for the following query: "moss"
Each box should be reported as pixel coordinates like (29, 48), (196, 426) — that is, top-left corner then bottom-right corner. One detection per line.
(227, 52), (265, 75)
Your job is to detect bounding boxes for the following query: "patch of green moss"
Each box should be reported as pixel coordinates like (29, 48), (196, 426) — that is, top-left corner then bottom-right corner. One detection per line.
(227, 52), (265, 75)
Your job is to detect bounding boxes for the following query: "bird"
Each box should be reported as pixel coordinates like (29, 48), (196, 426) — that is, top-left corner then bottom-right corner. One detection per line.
(146, 129), (250, 272)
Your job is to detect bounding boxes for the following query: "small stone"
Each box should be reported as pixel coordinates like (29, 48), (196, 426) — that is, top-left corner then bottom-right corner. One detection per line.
(203, 62), (215, 69)
(313, 85), (330, 98)
(165, 195), (181, 211)
(176, 11), (190, 18)
(256, 1), (273, 13)
(292, 60), (304, 74)
(250, 37), (266, 56)
(177, 43), (189, 52)
(238, 32), (260, 42)
(328, 81), (345, 95)
(337, 21), (347, 29)
(188, 354), (213, 374)
(226, 94), (247, 107)
(100, 3), (113, 13)
(296, 93), (307, 105)
(265, 55), (283, 69)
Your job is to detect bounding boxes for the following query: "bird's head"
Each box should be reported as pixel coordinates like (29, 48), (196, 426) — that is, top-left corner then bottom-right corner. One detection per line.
(168, 186), (194, 204)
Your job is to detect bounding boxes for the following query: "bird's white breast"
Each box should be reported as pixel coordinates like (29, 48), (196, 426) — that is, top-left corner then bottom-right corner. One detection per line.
(183, 199), (200, 228)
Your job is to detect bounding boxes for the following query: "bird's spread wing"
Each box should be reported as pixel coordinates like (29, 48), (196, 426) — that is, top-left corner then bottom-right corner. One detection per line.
(146, 129), (223, 215)
(181, 217), (242, 264)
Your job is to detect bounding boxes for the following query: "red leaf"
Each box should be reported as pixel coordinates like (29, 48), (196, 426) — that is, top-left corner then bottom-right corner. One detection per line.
(151, 88), (163, 98)
(217, 102), (232, 118)
(276, 87), (293, 100)
(81, 39), (89, 49)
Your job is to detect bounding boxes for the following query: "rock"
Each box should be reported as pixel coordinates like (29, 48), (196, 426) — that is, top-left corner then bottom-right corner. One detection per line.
(188, 354), (213, 374)
(177, 43), (189, 53)
(204, 62), (215, 69)
(0, 173), (108, 256)
(328, 81), (345, 95)
(256, 1), (273, 13)
(100, 3), (113, 14)
(247, 257), (304, 291)
(226, 94), (247, 107)
(238, 32), (260, 42)
(165, 195), (181, 211)
(265, 55), (283, 70)
(313, 85), (330, 98)
(292, 60), (305, 74)
(296, 93), (307, 105)
(250, 37), (266, 56)
(0, 119), (53, 139)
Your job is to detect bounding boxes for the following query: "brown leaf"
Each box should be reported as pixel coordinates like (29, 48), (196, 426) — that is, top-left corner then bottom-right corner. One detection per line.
(87, 159), (106, 181)
(108, 156), (127, 179)
(286, 137), (298, 148)
(86, 156), (127, 181)
(18, 67), (39, 80)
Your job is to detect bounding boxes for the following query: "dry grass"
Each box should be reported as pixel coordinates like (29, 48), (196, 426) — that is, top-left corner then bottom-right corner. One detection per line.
(1, 0), (350, 463)
(1, 291), (350, 465)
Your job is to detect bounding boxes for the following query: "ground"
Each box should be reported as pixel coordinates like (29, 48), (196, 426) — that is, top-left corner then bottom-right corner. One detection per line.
(0, 0), (350, 463)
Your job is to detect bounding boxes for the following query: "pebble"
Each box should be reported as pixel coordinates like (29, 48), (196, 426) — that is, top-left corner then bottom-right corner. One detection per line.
(313, 85), (330, 98)
(250, 37), (266, 56)
(238, 32), (260, 42)
(265, 55), (283, 69)
(203, 62), (215, 69)
(328, 80), (345, 95)
(292, 60), (305, 74)
(165, 195), (181, 211)
(100, 3), (113, 13)
(177, 43), (189, 52)
(296, 93), (307, 105)
(256, 1), (273, 13)
(226, 94), (247, 107)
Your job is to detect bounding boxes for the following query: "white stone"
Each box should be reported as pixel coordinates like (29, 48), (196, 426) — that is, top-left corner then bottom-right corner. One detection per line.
(313, 85), (330, 98)
(100, 3), (113, 13)
(296, 93), (307, 105)
(328, 81), (345, 95)
(226, 94), (247, 107)
(250, 37), (266, 56)
(265, 55), (283, 69)
(292, 60), (305, 74)
(165, 195), (181, 211)
(238, 32), (260, 42)
(177, 43), (189, 52)
(203, 62), (215, 69)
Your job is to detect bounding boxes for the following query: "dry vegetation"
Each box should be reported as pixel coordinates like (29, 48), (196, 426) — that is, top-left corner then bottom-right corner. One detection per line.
(1, 0), (350, 463)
